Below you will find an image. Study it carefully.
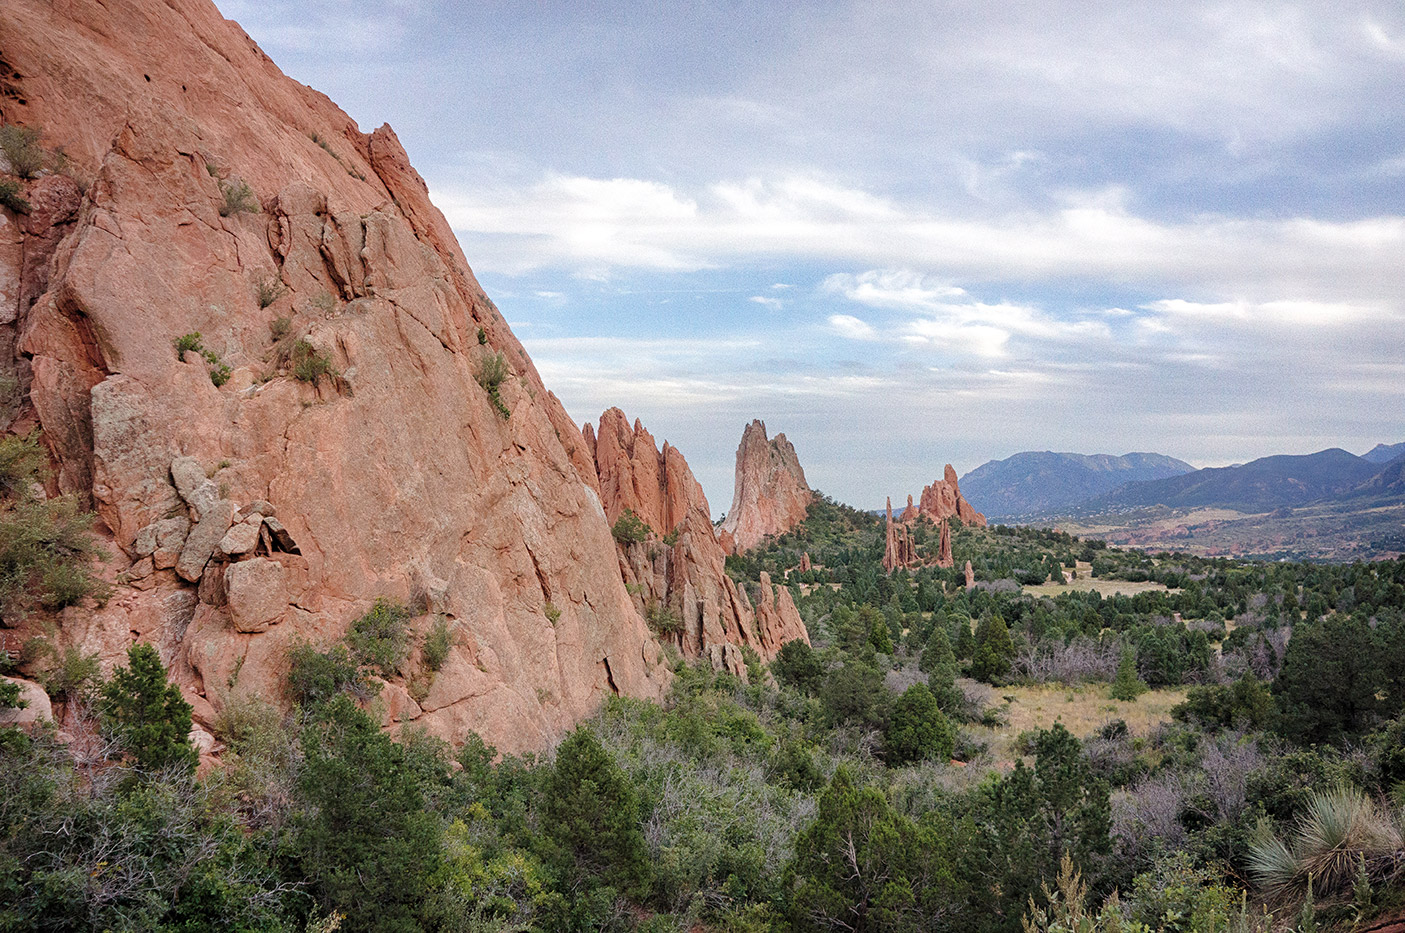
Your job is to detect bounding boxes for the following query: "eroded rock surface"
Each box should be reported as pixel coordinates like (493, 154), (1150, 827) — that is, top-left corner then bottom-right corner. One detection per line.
(916, 464), (987, 527)
(720, 419), (812, 553)
(0, 0), (668, 754)
(586, 409), (808, 662)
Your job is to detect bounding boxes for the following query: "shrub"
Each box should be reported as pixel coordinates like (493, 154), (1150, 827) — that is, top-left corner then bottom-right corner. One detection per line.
(1248, 785), (1404, 905)
(39, 644), (101, 702)
(542, 602), (561, 626)
(171, 332), (230, 386)
(645, 600), (682, 637)
(173, 332), (205, 358)
(286, 642), (373, 708)
(0, 484), (106, 618)
(772, 638), (823, 693)
(309, 290), (337, 316)
(611, 508), (650, 545)
(476, 351), (510, 418)
(269, 316), (291, 340)
(218, 178), (259, 216)
(0, 124), (46, 178)
(277, 337), (337, 383)
(0, 178), (29, 213)
(254, 274), (286, 308)
(422, 615), (453, 671)
(346, 598), (414, 678)
(0, 431), (46, 497)
(0, 666), (22, 710)
(1174, 673), (1272, 731)
(99, 643), (197, 772)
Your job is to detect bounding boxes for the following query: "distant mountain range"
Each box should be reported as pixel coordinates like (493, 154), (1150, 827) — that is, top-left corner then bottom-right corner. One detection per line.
(958, 451), (1195, 521)
(1087, 447), (1393, 513)
(1364, 441), (1405, 464)
(961, 442), (1405, 523)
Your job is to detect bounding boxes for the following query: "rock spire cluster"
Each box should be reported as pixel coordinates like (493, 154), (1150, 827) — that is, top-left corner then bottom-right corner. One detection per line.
(584, 409), (809, 676)
(881, 464), (983, 573)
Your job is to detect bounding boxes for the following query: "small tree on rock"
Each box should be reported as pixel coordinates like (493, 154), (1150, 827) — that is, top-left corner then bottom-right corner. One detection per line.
(100, 643), (197, 773)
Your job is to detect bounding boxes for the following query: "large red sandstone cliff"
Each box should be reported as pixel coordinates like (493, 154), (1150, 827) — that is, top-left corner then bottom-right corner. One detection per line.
(584, 408), (808, 674)
(720, 419), (812, 553)
(0, 0), (670, 753)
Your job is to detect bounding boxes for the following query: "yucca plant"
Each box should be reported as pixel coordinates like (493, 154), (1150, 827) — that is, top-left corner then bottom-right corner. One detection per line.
(1248, 786), (1404, 905)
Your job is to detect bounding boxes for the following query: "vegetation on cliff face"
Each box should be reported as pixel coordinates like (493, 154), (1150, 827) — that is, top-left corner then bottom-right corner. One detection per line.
(4, 494), (1405, 931)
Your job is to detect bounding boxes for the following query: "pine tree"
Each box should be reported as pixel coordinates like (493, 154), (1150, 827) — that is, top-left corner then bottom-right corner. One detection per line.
(543, 726), (651, 896)
(884, 683), (955, 765)
(971, 613), (1015, 684)
(1110, 648), (1147, 701)
(919, 625), (956, 675)
(953, 617), (976, 661)
(99, 643), (197, 772)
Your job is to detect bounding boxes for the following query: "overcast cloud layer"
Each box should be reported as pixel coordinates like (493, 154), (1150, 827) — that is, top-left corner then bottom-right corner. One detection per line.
(223, 0), (1405, 511)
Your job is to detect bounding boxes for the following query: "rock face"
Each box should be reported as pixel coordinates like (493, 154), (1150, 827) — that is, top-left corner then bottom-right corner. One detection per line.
(936, 518), (953, 569)
(0, 677), (53, 731)
(0, 0), (669, 754)
(882, 497), (918, 573)
(585, 409), (808, 666)
(899, 494), (918, 524)
(916, 465), (987, 527)
(721, 420), (812, 553)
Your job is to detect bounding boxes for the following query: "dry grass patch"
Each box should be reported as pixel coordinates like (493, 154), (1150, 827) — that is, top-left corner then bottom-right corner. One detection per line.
(969, 681), (1189, 768)
(1023, 577), (1176, 598)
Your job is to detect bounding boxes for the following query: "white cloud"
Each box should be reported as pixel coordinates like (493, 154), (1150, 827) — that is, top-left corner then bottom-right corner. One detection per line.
(827, 314), (878, 341)
(441, 173), (1405, 310)
(823, 269), (1113, 358)
(749, 296), (785, 310)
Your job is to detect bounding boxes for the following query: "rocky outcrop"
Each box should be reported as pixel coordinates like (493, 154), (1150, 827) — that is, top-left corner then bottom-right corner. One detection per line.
(798, 552), (812, 573)
(721, 420), (812, 553)
(899, 495), (918, 523)
(936, 518), (953, 568)
(0, 677), (52, 731)
(585, 409), (808, 666)
(916, 465), (987, 527)
(883, 497), (918, 572)
(0, 0), (669, 754)
(964, 561), (976, 590)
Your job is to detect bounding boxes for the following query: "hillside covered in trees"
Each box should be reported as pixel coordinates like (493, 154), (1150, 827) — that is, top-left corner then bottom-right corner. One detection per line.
(5, 492), (1405, 932)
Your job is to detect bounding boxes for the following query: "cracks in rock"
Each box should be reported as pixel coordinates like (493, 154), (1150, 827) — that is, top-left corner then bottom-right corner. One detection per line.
(600, 656), (620, 697)
(526, 545), (552, 605)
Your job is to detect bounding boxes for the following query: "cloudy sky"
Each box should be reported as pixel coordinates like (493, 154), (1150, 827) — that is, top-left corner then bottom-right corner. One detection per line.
(223, 0), (1405, 511)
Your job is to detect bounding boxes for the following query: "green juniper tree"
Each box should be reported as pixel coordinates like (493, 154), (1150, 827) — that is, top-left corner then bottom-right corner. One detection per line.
(99, 643), (197, 773)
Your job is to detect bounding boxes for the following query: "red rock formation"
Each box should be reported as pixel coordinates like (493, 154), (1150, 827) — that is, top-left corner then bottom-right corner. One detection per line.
(0, 0), (670, 754)
(936, 519), (953, 569)
(721, 420), (812, 553)
(798, 552), (812, 573)
(586, 410), (808, 665)
(916, 464), (987, 527)
(899, 494), (918, 523)
(882, 497), (918, 572)
(964, 560), (976, 590)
